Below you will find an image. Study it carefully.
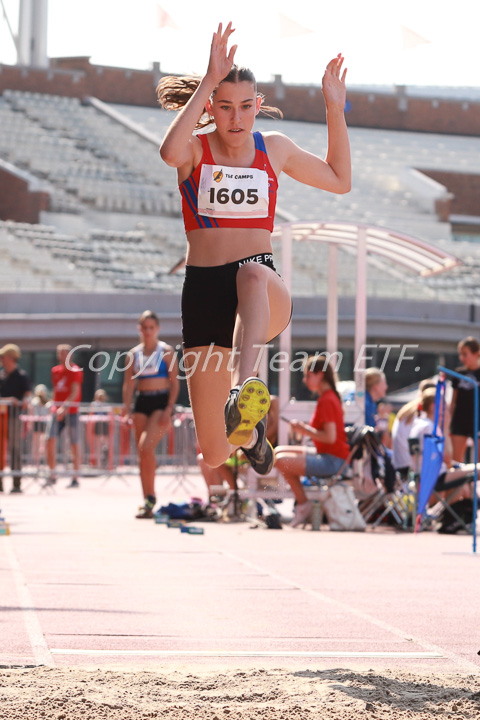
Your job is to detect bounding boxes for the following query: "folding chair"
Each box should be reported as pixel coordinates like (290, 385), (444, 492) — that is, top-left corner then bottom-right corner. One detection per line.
(347, 426), (412, 529)
(409, 437), (473, 534)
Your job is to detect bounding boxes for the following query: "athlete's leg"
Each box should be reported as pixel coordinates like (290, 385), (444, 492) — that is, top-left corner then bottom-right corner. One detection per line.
(184, 346), (237, 468)
(232, 263), (291, 386)
(133, 410), (171, 498)
(197, 453), (236, 498)
(133, 412), (148, 493)
(46, 437), (57, 474)
(451, 434), (468, 463)
(274, 447), (308, 504)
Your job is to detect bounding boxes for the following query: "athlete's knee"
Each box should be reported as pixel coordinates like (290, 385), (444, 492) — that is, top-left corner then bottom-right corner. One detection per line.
(157, 416), (171, 432)
(201, 447), (229, 469)
(138, 438), (155, 457)
(237, 262), (268, 291)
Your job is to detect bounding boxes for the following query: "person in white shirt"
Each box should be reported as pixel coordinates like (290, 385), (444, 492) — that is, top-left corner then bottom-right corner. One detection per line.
(392, 379), (437, 478)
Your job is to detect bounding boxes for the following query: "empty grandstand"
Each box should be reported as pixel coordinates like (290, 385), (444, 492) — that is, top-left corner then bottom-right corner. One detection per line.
(1, 81), (480, 399)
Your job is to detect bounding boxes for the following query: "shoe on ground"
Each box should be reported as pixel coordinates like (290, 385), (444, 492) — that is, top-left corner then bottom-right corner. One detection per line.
(66, 479), (80, 488)
(290, 500), (313, 528)
(10, 487), (22, 494)
(225, 377), (270, 446)
(241, 416), (274, 476)
(136, 505), (154, 519)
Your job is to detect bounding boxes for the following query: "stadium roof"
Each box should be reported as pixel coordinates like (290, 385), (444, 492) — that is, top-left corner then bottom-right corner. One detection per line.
(271, 221), (462, 277)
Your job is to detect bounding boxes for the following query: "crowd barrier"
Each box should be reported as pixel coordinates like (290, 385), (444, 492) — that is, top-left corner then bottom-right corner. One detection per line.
(0, 399), (198, 483)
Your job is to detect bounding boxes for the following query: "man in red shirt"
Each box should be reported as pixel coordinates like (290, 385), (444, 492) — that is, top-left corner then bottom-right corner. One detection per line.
(46, 344), (83, 488)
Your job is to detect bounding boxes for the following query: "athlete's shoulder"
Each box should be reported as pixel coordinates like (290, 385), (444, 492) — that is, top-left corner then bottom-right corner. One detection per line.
(262, 130), (291, 142)
(263, 131), (298, 169)
(162, 342), (176, 357)
(263, 131), (296, 153)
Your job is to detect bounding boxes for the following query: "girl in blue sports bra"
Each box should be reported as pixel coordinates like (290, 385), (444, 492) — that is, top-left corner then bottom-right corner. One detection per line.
(123, 310), (180, 518)
(158, 22), (350, 477)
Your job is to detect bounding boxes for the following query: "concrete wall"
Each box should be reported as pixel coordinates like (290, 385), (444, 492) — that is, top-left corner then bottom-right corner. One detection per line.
(1, 291), (478, 355)
(420, 170), (480, 217)
(0, 166), (50, 223)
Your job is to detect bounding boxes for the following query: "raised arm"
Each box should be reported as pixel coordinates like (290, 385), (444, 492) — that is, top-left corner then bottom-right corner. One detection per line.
(272, 54), (351, 194)
(159, 22), (237, 169)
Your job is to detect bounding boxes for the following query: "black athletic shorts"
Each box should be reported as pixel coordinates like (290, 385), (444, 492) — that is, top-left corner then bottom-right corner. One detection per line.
(133, 391), (169, 416)
(182, 253), (286, 349)
(450, 418), (479, 439)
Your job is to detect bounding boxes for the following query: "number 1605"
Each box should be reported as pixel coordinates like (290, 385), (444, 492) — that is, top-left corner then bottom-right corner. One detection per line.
(209, 188), (259, 205)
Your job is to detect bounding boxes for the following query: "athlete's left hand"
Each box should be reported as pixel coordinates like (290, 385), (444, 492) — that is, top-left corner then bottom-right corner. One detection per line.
(322, 54), (347, 109)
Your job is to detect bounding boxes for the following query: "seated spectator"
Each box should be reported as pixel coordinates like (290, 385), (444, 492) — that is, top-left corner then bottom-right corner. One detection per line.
(392, 378), (438, 479)
(409, 389), (474, 503)
(274, 355), (350, 528)
(375, 401), (393, 449)
(197, 452), (239, 501)
(365, 367), (388, 428)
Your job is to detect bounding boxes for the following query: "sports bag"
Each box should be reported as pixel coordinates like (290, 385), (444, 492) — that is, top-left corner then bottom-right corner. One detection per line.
(323, 483), (366, 532)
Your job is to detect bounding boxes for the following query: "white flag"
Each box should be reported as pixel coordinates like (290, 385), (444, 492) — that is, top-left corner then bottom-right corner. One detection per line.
(157, 5), (178, 30)
(279, 13), (313, 39)
(401, 25), (430, 50)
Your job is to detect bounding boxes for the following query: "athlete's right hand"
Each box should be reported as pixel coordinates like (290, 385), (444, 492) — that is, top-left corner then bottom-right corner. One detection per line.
(206, 22), (237, 85)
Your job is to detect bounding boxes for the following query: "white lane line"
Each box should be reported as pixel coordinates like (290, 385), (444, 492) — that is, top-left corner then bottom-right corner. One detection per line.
(217, 548), (479, 673)
(51, 649), (443, 659)
(3, 537), (55, 667)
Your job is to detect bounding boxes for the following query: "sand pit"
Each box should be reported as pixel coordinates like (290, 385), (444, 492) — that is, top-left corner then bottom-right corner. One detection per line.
(1, 666), (480, 719)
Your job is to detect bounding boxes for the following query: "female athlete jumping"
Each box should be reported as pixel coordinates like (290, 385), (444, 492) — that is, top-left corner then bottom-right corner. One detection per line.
(158, 22), (350, 475)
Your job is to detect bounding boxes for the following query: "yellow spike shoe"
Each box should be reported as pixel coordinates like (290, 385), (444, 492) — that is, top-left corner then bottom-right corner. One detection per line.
(224, 377), (271, 447)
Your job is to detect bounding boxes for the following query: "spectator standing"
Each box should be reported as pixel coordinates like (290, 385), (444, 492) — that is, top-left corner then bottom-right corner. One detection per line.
(30, 384), (51, 467)
(0, 344), (32, 493)
(87, 389), (111, 469)
(365, 367), (388, 428)
(449, 336), (480, 463)
(46, 344), (83, 488)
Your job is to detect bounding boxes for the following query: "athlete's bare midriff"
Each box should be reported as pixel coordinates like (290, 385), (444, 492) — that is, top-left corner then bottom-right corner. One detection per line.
(136, 377), (170, 393)
(185, 227), (273, 266)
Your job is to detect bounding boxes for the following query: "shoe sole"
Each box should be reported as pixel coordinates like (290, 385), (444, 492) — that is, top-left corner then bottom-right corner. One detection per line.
(227, 379), (271, 446)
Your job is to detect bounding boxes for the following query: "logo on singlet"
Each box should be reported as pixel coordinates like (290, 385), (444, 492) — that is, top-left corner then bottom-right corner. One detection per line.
(213, 170), (223, 183)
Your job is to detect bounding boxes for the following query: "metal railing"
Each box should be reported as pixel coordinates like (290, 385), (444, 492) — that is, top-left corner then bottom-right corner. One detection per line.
(0, 399), (198, 486)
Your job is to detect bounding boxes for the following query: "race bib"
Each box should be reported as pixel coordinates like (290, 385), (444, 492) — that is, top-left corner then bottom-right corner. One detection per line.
(198, 164), (269, 219)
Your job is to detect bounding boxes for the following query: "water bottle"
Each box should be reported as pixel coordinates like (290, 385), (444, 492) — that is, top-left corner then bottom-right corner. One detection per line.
(0, 514), (10, 536)
(246, 498), (258, 520)
(311, 500), (322, 531)
(180, 526), (205, 535)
